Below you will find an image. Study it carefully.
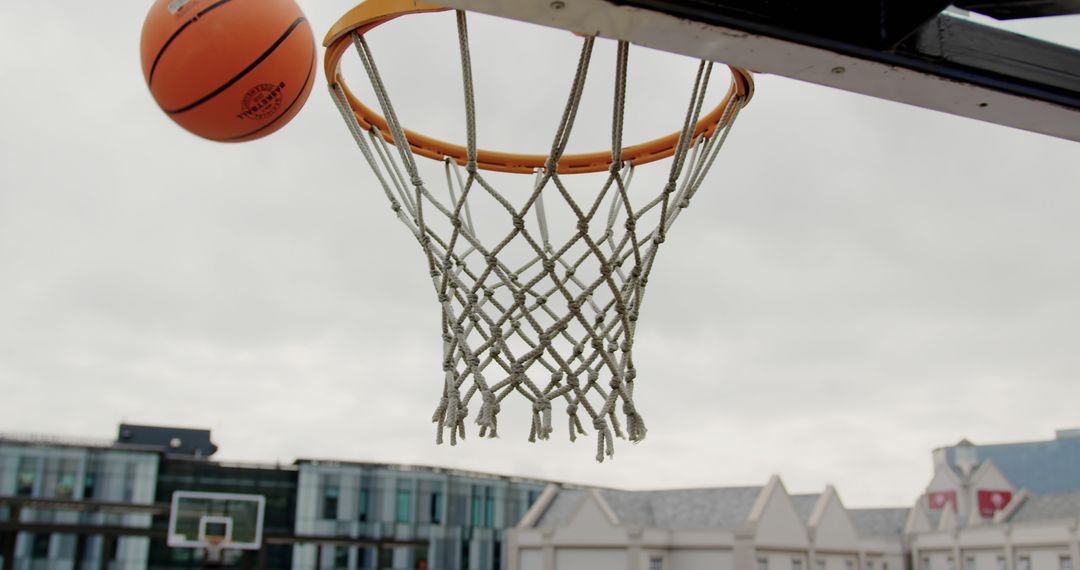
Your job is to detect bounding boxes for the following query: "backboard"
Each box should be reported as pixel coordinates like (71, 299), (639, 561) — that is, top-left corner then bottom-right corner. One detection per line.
(432, 0), (1080, 142)
(167, 491), (266, 551)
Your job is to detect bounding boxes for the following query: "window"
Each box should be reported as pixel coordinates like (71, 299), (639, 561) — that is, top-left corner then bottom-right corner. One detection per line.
(122, 462), (137, 502)
(430, 492), (443, 524)
(396, 489), (412, 523)
(948, 558), (956, 570)
(485, 492), (495, 528)
(966, 557), (977, 570)
(334, 546), (349, 569)
(793, 559), (803, 570)
(867, 561), (875, 570)
(57, 472), (77, 499)
(847, 560), (856, 570)
(16, 458), (37, 496)
(472, 493), (484, 527)
(997, 557), (1007, 570)
(1062, 558), (1074, 570)
(758, 558), (769, 570)
(923, 558), (931, 570)
(817, 560), (826, 570)
(323, 480), (340, 520)
(83, 466), (98, 499)
(31, 534), (50, 559)
(650, 557), (664, 570)
(1018, 557), (1031, 570)
(358, 489), (370, 522)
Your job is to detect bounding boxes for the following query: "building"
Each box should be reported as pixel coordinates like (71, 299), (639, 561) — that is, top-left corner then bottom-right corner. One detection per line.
(906, 429), (1080, 570)
(507, 476), (909, 570)
(0, 425), (550, 570)
(294, 460), (548, 570)
(0, 432), (161, 570)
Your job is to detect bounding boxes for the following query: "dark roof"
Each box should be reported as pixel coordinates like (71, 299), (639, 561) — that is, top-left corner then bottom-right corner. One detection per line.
(117, 424), (217, 457)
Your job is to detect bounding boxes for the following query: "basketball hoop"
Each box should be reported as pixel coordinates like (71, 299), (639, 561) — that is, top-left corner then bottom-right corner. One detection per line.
(325, 0), (753, 461)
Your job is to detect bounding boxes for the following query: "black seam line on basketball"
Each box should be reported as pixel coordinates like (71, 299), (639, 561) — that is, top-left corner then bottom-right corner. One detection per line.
(218, 48), (315, 141)
(164, 17), (307, 115)
(147, 0), (237, 87)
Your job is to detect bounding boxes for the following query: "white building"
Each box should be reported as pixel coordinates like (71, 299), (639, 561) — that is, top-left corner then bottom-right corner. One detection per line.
(507, 476), (908, 570)
(909, 441), (1080, 570)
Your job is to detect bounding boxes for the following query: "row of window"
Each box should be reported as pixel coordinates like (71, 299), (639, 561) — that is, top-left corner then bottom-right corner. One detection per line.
(7, 457), (143, 501)
(320, 482), (535, 527)
(756, 557), (890, 570)
(922, 556), (1073, 570)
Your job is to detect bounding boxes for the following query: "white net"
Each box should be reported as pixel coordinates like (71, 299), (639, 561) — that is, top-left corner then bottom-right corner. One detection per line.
(329, 11), (750, 461)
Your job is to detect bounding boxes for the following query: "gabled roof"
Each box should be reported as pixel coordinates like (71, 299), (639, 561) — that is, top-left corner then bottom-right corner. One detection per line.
(1007, 491), (1080, 523)
(534, 486), (765, 530)
(849, 508), (910, 539)
(791, 493), (823, 524)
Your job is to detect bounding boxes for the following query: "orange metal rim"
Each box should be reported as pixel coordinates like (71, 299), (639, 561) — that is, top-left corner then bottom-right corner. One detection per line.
(324, 0), (755, 175)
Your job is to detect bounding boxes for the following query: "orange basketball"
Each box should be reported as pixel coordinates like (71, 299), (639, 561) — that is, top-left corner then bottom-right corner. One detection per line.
(140, 0), (316, 142)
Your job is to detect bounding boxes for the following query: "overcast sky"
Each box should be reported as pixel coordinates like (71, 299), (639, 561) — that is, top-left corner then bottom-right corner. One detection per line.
(1, 2), (1078, 508)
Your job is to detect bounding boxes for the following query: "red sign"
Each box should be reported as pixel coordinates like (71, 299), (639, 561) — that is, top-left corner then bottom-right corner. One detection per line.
(927, 490), (957, 511)
(977, 490), (1013, 517)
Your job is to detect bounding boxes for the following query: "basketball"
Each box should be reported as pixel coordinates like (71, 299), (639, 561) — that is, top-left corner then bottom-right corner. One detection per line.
(140, 0), (316, 142)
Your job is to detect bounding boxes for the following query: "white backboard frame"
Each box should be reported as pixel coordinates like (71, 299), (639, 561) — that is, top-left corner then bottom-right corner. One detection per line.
(167, 491), (266, 551)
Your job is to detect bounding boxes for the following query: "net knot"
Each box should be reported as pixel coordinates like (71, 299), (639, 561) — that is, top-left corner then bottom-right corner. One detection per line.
(433, 387), (465, 446)
(566, 403), (586, 442)
(466, 292), (478, 304)
(625, 218), (636, 231)
(593, 416), (614, 462)
(529, 398), (553, 442)
(438, 293), (450, 303)
(542, 259), (556, 273)
(451, 216), (463, 229)
(551, 371), (564, 384)
(565, 375), (580, 389)
(623, 401), (648, 442)
(576, 219), (589, 233)
(477, 391), (500, 438)
(512, 215), (525, 230)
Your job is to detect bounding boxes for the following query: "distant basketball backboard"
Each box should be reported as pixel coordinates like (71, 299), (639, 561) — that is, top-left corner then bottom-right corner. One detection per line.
(434, 0), (1080, 142)
(167, 491), (266, 551)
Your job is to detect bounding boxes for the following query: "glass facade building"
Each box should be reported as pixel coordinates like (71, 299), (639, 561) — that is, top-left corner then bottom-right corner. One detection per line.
(294, 461), (547, 570)
(0, 437), (159, 570)
(0, 429), (552, 570)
